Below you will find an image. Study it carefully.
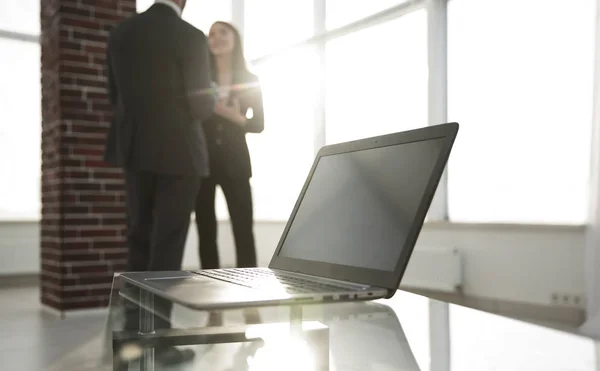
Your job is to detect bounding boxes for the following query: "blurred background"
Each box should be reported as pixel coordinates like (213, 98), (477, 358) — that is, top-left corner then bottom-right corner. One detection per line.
(0, 0), (599, 369)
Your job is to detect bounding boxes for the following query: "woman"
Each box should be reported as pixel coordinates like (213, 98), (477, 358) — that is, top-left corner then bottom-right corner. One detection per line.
(196, 21), (264, 272)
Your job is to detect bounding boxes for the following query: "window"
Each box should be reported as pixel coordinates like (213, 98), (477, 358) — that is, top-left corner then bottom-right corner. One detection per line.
(326, 0), (408, 30)
(325, 10), (428, 144)
(136, 0), (153, 13)
(248, 48), (319, 220)
(244, 0), (314, 60)
(243, 0), (317, 220)
(0, 0), (39, 35)
(0, 1), (41, 220)
(0, 38), (41, 220)
(183, 1), (232, 33)
(447, 0), (596, 224)
(137, 0), (232, 32)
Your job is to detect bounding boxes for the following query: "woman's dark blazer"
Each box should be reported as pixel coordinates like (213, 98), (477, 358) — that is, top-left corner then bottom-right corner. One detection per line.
(202, 71), (264, 180)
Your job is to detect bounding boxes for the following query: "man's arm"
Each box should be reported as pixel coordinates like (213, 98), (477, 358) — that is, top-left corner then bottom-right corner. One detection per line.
(183, 31), (216, 121)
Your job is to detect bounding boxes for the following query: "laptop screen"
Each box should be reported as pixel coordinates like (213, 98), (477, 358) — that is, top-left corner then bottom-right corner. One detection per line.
(277, 137), (446, 272)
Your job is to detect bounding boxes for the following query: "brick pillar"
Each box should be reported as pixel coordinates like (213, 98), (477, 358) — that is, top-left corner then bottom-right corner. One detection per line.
(41, 0), (136, 311)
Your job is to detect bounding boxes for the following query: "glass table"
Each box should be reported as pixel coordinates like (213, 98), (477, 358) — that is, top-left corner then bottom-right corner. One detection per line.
(102, 273), (600, 371)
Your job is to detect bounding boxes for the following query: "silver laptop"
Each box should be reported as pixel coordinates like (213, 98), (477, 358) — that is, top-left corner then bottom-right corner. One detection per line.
(120, 123), (459, 310)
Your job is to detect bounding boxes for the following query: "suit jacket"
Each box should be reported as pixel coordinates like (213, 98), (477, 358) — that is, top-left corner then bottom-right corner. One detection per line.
(203, 72), (264, 180)
(104, 3), (216, 176)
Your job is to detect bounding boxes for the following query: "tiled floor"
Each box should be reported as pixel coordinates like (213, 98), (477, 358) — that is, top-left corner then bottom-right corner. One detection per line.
(0, 285), (107, 371)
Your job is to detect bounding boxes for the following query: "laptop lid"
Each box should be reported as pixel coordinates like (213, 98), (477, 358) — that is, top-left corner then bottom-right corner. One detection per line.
(269, 122), (459, 291)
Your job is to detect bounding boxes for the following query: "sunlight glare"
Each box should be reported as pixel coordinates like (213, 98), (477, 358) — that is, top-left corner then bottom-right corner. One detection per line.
(247, 336), (315, 371)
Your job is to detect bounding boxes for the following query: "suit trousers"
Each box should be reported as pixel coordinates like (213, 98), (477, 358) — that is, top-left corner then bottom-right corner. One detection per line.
(123, 169), (201, 331)
(195, 177), (257, 269)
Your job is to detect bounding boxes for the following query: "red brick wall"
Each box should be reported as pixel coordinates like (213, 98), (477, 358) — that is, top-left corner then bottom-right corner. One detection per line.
(41, 0), (136, 311)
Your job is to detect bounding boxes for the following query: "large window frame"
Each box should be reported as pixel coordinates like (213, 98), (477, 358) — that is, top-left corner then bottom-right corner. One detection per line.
(0, 22), (40, 222)
(248, 0), (447, 222)
(1, 0), (598, 229)
(244, 0), (598, 227)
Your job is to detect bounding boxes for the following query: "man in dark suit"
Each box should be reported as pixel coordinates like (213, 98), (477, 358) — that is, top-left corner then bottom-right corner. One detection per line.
(104, 0), (215, 365)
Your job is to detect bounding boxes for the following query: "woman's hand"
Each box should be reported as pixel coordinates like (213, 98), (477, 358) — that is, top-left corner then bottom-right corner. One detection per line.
(214, 98), (247, 127)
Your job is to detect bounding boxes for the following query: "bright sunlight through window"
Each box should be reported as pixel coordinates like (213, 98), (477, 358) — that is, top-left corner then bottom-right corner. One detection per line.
(447, 0), (596, 224)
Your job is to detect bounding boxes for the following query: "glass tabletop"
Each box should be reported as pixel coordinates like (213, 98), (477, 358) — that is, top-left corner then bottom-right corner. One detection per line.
(102, 273), (600, 371)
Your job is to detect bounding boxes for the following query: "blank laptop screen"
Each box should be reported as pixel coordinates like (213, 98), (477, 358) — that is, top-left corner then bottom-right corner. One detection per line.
(277, 137), (446, 272)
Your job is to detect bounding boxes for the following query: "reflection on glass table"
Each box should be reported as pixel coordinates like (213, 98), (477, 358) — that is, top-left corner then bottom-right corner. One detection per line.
(102, 274), (599, 371)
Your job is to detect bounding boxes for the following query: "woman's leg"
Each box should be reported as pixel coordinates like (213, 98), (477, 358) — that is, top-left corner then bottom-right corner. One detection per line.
(221, 178), (260, 324)
(220, 178), (257, 268)
(195, 178), (220, 269)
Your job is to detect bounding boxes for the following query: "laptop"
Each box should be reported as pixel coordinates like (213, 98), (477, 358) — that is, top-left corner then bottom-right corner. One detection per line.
(120, 122), (459, 310)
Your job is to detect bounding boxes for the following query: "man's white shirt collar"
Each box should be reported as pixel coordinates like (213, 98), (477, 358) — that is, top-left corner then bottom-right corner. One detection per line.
(155, 0), (182, 17)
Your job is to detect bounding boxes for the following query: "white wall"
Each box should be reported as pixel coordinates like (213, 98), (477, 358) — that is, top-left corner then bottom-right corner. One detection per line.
(0, 220), (586, 309)
(0, 222), (39, 274)
(416, 223), (585, 306)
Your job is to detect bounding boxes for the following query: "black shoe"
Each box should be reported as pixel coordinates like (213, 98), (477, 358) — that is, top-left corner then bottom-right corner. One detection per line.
(155, 347), (196, 366)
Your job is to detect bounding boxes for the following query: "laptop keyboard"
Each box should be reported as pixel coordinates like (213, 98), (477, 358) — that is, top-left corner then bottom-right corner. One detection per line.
(194, 268), (359, 295)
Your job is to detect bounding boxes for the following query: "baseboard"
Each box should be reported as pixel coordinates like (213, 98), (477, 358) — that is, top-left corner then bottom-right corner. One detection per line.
(0, 273), (39, 287)
(40, 302), (109, 318)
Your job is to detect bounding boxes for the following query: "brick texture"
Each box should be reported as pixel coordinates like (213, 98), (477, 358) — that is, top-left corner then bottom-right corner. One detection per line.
(41, 0), (135, 311)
